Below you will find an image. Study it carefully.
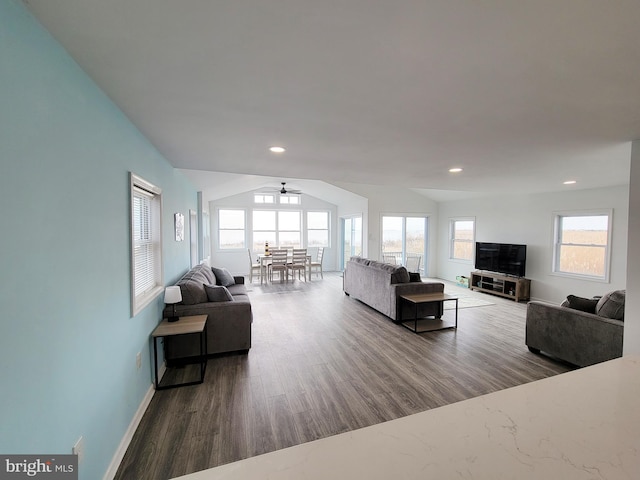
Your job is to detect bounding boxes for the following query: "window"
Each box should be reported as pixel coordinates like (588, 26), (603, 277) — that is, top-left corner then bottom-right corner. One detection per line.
(278, 210), (301, 247)
(450, 218), (475, 261)
(279, 195), (300, 205)
(253, 210), (276, 252)
(553, 211), (612, 281)
(218, 209), (246, 249)
(381, 215), (428, 271)
(254, 194), (275, 204)
(252, 210), (301, 251)
(130, 173), (163, 316)
(341, 216), (362, 269)
(307, 211), (330, 247)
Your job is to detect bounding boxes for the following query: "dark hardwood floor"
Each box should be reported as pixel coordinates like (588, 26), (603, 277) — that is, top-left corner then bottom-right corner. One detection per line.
(115, 273), (573, 480)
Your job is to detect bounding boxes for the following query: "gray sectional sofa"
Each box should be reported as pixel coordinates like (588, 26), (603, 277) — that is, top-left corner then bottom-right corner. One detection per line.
(343, 256), (444, 321)
(162, 263), (252, 361)
(526, 290), (624, 367)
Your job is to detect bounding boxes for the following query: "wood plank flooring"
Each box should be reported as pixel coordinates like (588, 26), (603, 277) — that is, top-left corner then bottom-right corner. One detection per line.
(115, 273), (573, 480)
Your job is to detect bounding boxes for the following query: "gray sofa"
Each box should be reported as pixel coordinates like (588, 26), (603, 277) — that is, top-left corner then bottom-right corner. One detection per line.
(525, 290), (625, 367)
(162, 263), (252, 361)
(343, 256), (444, 321)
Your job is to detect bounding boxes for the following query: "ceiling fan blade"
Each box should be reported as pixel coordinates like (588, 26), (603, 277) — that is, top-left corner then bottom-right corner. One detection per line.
(278, 182), (302, 194)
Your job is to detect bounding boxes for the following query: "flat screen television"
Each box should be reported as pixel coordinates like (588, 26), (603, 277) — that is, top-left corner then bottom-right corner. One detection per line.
(475, 242), (527, 277)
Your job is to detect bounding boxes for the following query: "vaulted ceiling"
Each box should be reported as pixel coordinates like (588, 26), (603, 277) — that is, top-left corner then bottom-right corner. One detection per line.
(25, 0), (640, 199)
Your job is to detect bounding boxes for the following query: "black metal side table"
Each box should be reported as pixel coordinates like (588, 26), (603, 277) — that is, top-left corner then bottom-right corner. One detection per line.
(151, 314), (207, 390)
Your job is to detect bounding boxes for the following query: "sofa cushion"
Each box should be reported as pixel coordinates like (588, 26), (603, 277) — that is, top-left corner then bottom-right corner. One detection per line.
(390, 266), (410, 284)
(212, 266), (236, 287)
(226, 284), (248, 296)
(199, 264), (216, 285)
(204, 284), (234, 302)
(596, 290), (625, 320)
(350, 256), (370, 265)
(564, 295), (598, 313)
(176, 267), (210, 305)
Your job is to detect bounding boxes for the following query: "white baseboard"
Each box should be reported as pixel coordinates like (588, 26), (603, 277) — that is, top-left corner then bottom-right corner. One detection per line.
(102, 368), (164, 480)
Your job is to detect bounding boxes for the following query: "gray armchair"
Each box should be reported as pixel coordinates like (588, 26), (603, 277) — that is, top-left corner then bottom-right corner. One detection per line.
(525, 292), (624, 367)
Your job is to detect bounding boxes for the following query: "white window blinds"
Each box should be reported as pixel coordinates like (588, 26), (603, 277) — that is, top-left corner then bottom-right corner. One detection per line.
(130, 173), (163, 315)
(133, 187), (155, 296)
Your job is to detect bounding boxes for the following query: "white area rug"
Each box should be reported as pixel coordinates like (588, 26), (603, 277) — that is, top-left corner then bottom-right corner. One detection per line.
(443, 295), (495, 310)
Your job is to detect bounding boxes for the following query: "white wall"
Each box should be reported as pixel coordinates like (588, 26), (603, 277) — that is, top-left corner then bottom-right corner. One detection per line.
(334, 182), (439, 277)
(624, 141), (640, 355)
(437, 185), (629, 304)
(209, 191), (339, 275)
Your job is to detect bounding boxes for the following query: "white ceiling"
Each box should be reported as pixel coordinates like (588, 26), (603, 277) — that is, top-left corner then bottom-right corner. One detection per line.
(25, 0), (640, 199)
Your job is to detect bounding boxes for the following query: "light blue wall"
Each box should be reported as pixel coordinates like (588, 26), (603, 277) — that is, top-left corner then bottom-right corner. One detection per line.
(0, 1), (196, 478)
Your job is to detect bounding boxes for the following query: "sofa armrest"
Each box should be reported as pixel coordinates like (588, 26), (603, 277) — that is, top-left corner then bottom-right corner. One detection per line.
(390, 281), (445, 321)
(163, 298), (252, 321)
(391, 281), (445, 296)
(526, 301), (623, 367)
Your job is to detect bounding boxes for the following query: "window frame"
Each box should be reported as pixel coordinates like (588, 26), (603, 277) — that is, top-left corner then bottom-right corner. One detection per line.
(130, 173), (163, 316)
(552, 210), (613, 282)
(218, 208), (246, 250)
(251, 209), (303, 250)
(306, 210), (330, 248)
(276, 210), (302, 248)
(279, 195), (300, 205)
(254, 193), (275, 204)
(449, 217), (475, 262)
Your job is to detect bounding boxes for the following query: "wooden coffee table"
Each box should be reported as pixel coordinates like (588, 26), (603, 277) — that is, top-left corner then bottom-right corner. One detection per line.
(399, 293), (458, 333)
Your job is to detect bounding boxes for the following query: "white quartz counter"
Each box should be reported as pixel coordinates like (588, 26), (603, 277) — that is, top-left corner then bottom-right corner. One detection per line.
(174, 355), (640, 480)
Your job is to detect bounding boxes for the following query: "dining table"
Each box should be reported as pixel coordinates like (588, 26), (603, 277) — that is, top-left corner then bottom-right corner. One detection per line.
(257, 252), (312, 284)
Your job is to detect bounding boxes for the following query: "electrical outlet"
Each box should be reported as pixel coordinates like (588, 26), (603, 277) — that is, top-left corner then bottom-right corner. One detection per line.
(136, 352), (142, 370)
(72, 436), (84, 464)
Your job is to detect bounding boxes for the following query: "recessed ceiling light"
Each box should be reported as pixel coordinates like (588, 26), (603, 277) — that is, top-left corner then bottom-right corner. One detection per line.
(449, 167), (463, 173)
(564, 180), (577, 185)
(269, 146), (286, 153)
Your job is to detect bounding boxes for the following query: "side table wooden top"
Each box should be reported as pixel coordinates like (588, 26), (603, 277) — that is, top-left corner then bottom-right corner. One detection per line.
(400, 292), (458, 304)
(152, 314), (207, 337)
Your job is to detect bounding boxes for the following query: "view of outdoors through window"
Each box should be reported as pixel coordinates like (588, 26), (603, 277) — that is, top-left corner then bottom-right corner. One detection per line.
(343, 216), (362, 266)
(381, 216), (426, 266)
(252, 210), (301, 251)
(307, 211), (329, 247)
(219, 209), (245, 249)
(556, 214), (609, 278)
(451, 220), (474, 260)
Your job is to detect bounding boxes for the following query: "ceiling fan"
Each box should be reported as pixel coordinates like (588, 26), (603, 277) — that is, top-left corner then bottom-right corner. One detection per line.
(273, 182), (302, 195)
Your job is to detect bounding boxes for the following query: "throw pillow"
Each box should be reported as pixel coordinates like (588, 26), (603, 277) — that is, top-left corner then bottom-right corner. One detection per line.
(204, 284), (234, 302)
(390, 266), (410, 284)
(211, 266), (236, 287)
(596, 290), (625, 320)
(409, 272), (422, 282)
(564, 295), (598, 313)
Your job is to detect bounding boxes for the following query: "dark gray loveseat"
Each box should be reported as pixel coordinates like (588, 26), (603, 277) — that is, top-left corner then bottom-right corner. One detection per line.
(525, 290), (624, 367)
(162, 263), (252, 361)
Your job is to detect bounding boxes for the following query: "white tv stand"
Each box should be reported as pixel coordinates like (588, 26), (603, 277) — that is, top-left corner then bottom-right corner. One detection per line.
(469, 271), (530, 302)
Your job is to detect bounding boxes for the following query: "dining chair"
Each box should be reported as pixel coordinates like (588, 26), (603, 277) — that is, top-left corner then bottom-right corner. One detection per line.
(382, 254), (397, 264)
(268, 249), (288, 283)
(309, 247), (324, 279)
(288, 248), (308, 281)
(405, 254), (422, 273)
(247, 249), (262, 283)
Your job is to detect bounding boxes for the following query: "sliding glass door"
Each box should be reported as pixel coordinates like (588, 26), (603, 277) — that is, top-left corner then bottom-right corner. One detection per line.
(381, 215), (428, 274)
(341, 216), (362, 270)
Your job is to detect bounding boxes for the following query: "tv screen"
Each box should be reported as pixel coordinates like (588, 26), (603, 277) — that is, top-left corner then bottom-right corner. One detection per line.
(475, 242), (527, 277)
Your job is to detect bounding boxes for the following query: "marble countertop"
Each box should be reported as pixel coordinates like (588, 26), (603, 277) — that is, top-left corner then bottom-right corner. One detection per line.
(174, 355), (640, 480)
